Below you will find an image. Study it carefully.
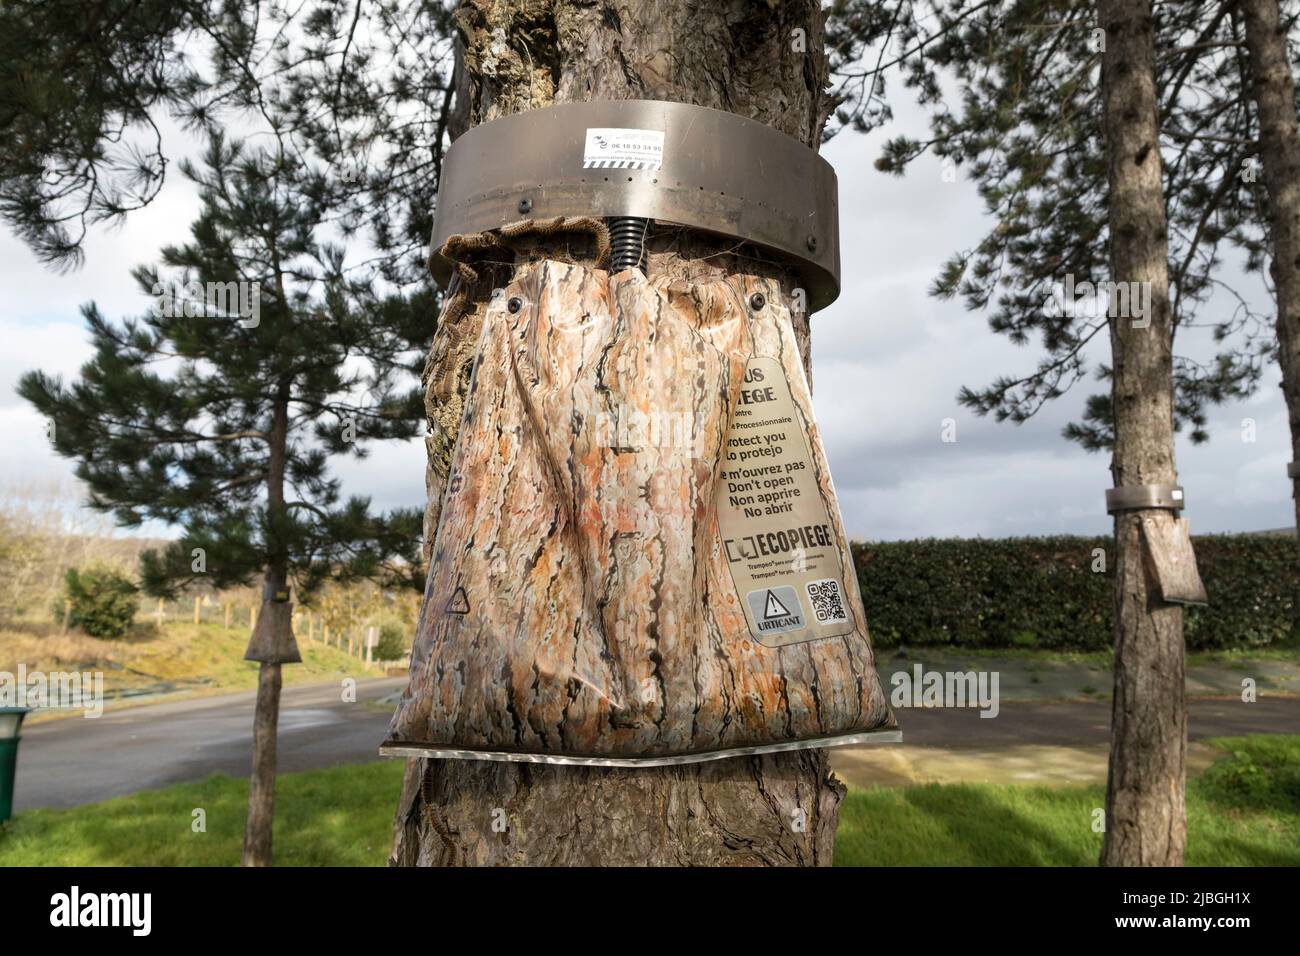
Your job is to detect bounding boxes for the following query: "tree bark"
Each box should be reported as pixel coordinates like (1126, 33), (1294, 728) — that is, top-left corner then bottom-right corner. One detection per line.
(243, 390), (296, 866)
(1239, 0), (1300, 603)
(243, 661), (282, 866)
(1097, 0), (1187, 867)
(393, 0), (845, 866)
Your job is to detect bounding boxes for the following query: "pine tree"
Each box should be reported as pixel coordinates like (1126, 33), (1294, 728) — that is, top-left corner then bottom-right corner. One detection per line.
(863, 0), (1285, 447)
(0, 0), (459, 282)
(1095, 0), (1189, 866)
(1238, 0), (1300, 609)
(388, 0), (847, 868)
(0, 0), (218, 268)
(19, 132), (429, 865)
(834, 0), (1252, 864)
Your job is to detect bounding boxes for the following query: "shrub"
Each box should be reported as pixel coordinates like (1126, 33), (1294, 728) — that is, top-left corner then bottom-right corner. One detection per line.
(1197, 736), (1300, 812)
(851, 534), (1297, 651)
(58, 566), (139, 639)
(374, 621), (408, 660)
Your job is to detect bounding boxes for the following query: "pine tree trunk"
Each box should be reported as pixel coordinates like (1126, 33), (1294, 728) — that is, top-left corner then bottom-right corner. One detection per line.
(392, 0), (845, 866)
(1097, 0), (1187, 867)
(243, 660), (281, 866)
(1240, 0), (1300, 604)
(243, 391), (295, 866)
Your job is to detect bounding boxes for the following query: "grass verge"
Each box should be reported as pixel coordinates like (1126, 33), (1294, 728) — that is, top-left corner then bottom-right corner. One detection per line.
(835, 734), (1300, 865)
(1, 736), (1295, 866)
(0, 761), (402, 866)
(2, 620), (377, 721)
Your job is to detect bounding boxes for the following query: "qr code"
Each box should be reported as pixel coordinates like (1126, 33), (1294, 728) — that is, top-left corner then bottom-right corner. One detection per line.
(806, 579), (848, 624)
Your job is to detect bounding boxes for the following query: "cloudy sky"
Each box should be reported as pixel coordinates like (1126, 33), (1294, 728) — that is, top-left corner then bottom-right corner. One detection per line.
(0, 102), (1291, 542)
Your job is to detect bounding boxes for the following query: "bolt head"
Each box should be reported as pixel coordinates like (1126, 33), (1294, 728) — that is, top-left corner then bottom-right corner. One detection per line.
(507, 296), (524, 314)
(805, 234), (818, 252)
(517, 197), (533, 214)
(749, 292), (766, 311)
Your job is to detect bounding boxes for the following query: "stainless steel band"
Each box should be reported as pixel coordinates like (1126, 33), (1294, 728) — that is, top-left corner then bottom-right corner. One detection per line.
(1105, 483), (1186, 514)
(428, 100), (842, 312)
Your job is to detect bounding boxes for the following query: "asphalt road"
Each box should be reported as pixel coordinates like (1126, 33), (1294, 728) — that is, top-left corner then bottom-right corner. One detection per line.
(886, 695), (1300, 747)
(14, 678), (407, 811)
(13, 683), (1298, 810)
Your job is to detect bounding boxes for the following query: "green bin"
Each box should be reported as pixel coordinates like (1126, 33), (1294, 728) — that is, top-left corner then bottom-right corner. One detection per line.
(0, 707), (30, 824)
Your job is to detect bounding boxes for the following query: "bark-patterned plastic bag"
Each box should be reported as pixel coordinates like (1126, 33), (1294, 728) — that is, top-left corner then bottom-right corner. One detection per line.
(382, 260), (898, 765)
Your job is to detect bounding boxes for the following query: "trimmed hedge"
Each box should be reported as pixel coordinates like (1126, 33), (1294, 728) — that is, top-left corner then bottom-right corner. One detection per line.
(851, 535), (1298, 650)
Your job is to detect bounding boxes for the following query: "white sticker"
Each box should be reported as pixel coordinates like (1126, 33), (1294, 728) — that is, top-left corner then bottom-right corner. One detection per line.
(583, 127), (665, 171)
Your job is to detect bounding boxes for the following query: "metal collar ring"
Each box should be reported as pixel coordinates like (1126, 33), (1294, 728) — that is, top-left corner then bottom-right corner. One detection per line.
(428, 100), (841, 313)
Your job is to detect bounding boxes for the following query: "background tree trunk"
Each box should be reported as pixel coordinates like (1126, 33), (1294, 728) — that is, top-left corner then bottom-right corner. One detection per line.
(243, 390), (295, 866)
(392, 0), (847, 866)
(1097, 0), (1188, 867)
(243, 661), (281, 866)
(1239, 0), (1300, 606)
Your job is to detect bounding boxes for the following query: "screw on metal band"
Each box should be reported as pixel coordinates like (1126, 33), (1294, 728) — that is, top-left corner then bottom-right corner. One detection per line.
(1105, 483), (1186, 515)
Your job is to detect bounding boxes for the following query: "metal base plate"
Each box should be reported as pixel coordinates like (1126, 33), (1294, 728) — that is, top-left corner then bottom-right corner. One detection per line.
(379, 729), (901, 768)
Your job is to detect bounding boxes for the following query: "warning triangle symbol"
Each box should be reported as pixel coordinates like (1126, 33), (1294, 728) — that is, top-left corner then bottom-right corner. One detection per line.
(762, 589), (791, 619)
(446, 586), (470, 615)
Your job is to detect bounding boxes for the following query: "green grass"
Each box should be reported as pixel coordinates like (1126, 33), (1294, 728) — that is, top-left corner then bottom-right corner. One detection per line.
(2, 736), (1296, 866)
(835, 735), (1300, 866)
(0, 761), (405, 866)
(121, 622), (372, 692)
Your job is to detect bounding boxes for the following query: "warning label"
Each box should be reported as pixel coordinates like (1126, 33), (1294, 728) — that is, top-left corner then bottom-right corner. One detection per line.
(582, 127), (665, 170)
(746, 586), (804, 635)
(716, 356), (856, 647)
(445, 586), (470, 615)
